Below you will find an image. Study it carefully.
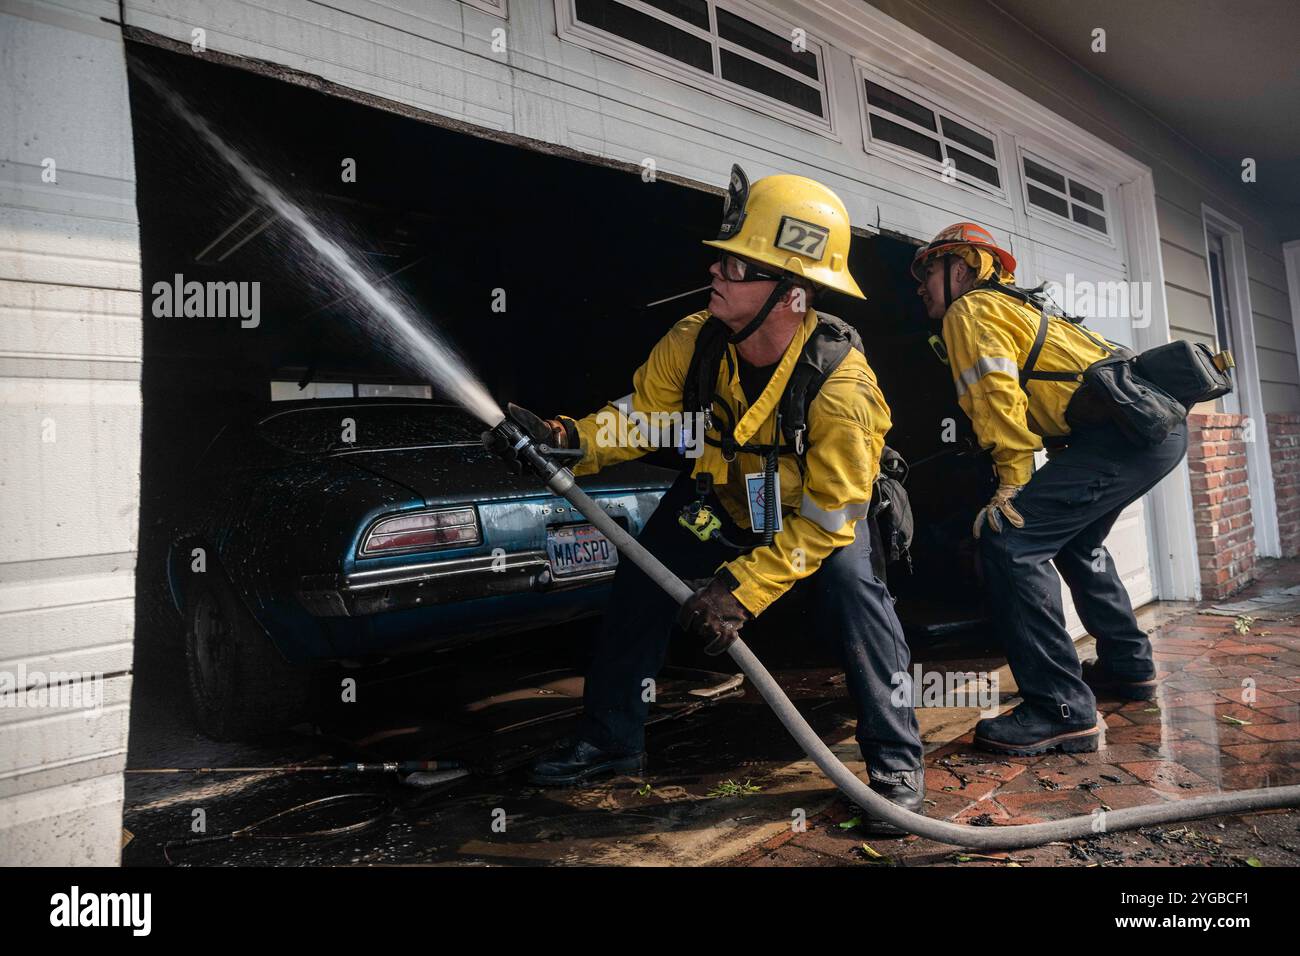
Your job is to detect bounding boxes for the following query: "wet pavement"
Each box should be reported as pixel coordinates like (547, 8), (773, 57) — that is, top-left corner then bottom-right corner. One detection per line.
(739, 561), (1300, 867)
(123, 562), (1300, 867)
(124, 612), (880, 866)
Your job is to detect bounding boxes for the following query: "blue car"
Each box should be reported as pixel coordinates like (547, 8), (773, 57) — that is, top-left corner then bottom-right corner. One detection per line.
(167, 397), (673, 740)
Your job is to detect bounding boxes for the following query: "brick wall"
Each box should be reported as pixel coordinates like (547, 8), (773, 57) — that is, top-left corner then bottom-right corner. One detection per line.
(1268, 413), (1300, 558)
(1188, 413), (1256, 600)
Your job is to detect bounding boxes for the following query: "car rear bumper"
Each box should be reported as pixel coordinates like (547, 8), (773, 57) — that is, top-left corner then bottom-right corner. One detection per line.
(296, 550), (615, 617)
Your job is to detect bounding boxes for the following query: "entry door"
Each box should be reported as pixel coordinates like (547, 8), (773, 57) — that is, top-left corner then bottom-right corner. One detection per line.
(1206, 233), (1241, 415)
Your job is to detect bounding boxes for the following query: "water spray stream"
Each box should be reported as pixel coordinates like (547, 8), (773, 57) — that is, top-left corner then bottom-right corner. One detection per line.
(133, 64), (504, 428)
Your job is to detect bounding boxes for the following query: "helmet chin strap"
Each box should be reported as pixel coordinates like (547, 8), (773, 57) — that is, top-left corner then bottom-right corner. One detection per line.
(943, 254), (954, 312)
(728, 277), (793, 345)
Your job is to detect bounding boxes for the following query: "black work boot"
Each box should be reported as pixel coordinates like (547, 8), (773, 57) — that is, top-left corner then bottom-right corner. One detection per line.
(1080, 659), (1158, 701)
(528, 739), (646, 787)
(974, 703), (1099, 756)
(855, 768), (926, 838)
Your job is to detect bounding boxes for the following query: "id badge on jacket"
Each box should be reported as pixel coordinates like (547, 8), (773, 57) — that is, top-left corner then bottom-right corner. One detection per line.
(745, 471), (783, 533)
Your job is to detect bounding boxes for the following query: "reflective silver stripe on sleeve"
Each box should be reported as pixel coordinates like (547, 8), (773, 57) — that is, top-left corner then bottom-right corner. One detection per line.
(799, 494), (870, 534)
(954, 355), (1020, 398)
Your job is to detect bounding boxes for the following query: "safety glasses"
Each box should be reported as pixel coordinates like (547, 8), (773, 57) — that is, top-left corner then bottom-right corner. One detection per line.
(716, 251), (784, 283)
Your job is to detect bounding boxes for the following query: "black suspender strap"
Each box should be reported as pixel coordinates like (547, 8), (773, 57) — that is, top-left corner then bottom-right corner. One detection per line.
(985, 279), (1125, 392)
(1019, 308), (1051, 389)
(1018, 306), (1128, 390)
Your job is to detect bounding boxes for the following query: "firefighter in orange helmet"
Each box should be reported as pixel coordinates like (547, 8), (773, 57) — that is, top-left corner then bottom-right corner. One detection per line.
(914, 222), (1188, 756)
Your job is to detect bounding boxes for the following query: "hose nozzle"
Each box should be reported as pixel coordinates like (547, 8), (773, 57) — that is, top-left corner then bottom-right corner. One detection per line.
(482, 404), (581, 483)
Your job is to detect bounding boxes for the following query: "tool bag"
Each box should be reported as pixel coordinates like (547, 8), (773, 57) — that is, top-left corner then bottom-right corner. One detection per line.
(1063, 354), (1187, 447)
(1072, 340), (1235, 446)
(1134, 340), (1234, 407)
(869, 446), (913, 573)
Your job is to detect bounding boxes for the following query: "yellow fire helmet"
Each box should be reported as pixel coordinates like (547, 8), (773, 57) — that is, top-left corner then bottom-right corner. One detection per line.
(703, 165), (866, 300)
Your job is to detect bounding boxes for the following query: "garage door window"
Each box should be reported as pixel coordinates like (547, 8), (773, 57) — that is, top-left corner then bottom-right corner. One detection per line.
(1021, 151), (1109, 236)
(858, 72), (1003, 193)
(460, 0), (507, 16)
(559, 0), (831, 131)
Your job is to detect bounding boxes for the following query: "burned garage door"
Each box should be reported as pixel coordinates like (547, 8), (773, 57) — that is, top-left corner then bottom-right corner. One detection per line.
(125, 36), (999, 746)
(125, 41), (731, 738)
(123, 21), (1170, 757)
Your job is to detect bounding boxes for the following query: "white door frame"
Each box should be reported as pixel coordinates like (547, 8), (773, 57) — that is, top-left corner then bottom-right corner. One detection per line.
(1202, 204), (1279, 558)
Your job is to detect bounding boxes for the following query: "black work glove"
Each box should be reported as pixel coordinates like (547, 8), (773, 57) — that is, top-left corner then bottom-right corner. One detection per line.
(676, 576), (752, 655)
(482, 402), (575, 471)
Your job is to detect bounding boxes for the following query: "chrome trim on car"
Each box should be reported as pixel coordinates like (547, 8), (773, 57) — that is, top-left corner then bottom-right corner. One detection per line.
(296, 547), (617, 618)
(346, 550), (548, 590)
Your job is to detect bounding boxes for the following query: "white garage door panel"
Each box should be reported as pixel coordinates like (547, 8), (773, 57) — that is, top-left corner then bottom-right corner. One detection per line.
(1022, 218), (1126, 277)
(0, 598), (135, 679)
(1106, 507), (1156, 606)
(0, 378), (143, 563)
(0, 772), (125, 866)
(1027, 245), (1133, 344)
(1020, 232), (1157, 632)
(0, 675), (131, 781)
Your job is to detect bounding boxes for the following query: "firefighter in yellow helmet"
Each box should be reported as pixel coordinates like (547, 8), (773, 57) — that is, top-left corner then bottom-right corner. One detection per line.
(913, 222), (1188, 756)
(505, 167), (924, 833)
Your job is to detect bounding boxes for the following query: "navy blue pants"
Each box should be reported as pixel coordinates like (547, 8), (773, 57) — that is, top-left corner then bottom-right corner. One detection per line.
(978, 421), (1189, 721)
(578, 471), (924, 775)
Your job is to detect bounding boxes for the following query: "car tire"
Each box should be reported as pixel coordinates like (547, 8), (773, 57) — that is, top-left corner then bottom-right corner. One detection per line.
(184, 568), (312, 741)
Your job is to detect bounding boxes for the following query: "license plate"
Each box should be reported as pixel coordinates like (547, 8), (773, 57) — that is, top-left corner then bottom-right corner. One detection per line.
(546, 524), (619, 578)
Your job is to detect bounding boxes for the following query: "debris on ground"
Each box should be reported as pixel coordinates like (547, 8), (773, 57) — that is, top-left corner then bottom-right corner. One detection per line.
(707, 779), (762, 798)
(1205, 584), (1300, 620)
(854, 842), (894, 864)
(951, 851), (1030, 865)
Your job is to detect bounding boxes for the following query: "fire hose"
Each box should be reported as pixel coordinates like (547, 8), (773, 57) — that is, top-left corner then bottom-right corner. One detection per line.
(486, 414), (1300, 849)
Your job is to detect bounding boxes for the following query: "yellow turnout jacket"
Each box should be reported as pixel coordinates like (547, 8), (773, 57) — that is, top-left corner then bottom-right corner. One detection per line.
(560, 309), (890, 616)
(942, 287), (1114, 486)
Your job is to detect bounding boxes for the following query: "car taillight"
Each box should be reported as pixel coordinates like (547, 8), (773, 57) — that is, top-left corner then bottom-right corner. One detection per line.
(361, 507), (480, 555)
